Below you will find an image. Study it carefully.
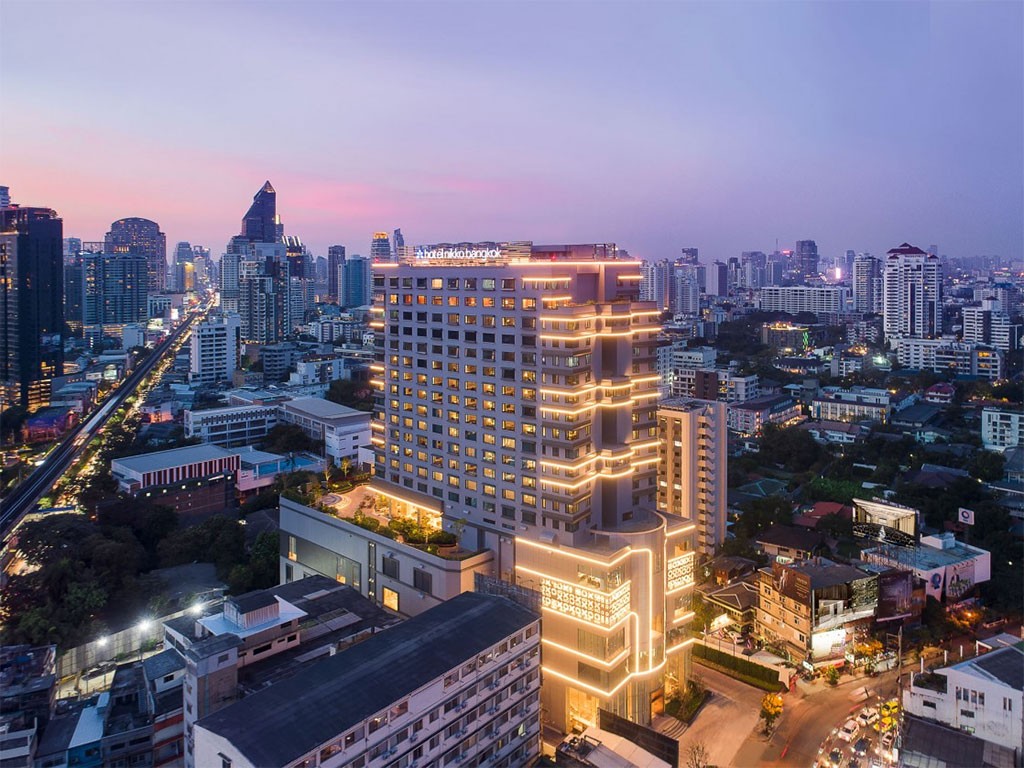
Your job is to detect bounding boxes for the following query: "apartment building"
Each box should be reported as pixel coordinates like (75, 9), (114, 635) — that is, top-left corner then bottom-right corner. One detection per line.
(279, 396), (371, 465)
(894, 338), (1004, 381)
(369, 243), (697, 733)
(758, 286), (849, 319)
(189, 313), (240, 386)
(183, 402), (280, 448)
(811, 386), (903, 424)
(727, 395), (801, 436)
(193, 592), (541, 768)
(657, 399), (728, 556)
(981, 408), (1024, 452)
(882, 243), (942, 343)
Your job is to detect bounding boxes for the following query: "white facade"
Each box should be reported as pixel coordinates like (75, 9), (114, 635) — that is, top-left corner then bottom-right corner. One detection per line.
(658, 399), (728, 555)
(895, 338), (1004, 381)
(852, 254), (882, 314)
(279, 397), (371, 464)
(189, 313), (240, 386)
(882, 246), (943, 342)
(184, 403), (280, 448)
(904, 645), (1023, 755)
(811, 386), (896, 424)
(982, 408), (1024, 452)
(758, 286), (849, 317)
(656, 343), (716, 397)
(963, 300), (1020, 353)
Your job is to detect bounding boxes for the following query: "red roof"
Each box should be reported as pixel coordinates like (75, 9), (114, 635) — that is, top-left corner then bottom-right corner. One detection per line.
(808, 501), (853, 519)
(886, 242), (929, 256)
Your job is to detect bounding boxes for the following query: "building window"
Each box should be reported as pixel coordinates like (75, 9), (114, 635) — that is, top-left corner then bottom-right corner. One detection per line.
(413, 569), (433, 595)
(383, 587), (399, 612)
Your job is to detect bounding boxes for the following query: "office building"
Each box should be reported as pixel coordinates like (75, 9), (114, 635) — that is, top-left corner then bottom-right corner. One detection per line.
(341, 254), (372, 308)
(903, 643), (1023, 755)
(758, 286), (849, 318)
(981, 408), (1024, 452)
(0, 206), (64, 408)
(393, 227), (406, 260)
(328, 244), (346, 303)
(0, 186), (10, 208)
(111, 444), (240, 520)
(279, 396), (370, 464)
(184, 402), (280, 447)
(238, 180), (282, 245)
(189, 313), (241, 386)
(795, 240), (819, 283)
(105, 217), (167, 294)
(219, 251), (240, 313)
(657, 399), (728, 556)
(370, 231), (391, 262)
(882, 242), (943, 343)
(370, 242), (698, 733)
(756, 557), (878, 666)
(193, 592), (541, 768)
(852, 254), (882, 314)
(707, 261), (729, 297)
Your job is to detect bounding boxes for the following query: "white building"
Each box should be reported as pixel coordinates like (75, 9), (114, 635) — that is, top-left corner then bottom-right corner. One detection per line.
(895, 338), (1004, 381)
(882, 243), (943, 343)
(279, 396), (371, 465)
(963, 299), (1021, 354)
(852, 253), (882, 314)
(658, 399), (728, 556)
(758, 286), (849, 317)
(193, 592), (541, 768)
(904, 643), (1023, 756)
(862, 532), (991, 603)
(370, 243), (697, 734)
(184, 403), (280, 448)
(811, 386), (901, 424)
(656, 343), (716, 397)
(189, 313), (240, 386)
(982, 408), (1024, 452)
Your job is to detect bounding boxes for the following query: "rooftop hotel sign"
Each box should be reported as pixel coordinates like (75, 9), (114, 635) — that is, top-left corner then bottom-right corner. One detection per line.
(414, 245), (503, 260)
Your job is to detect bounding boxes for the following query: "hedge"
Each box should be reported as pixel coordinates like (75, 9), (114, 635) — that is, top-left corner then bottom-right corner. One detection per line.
(693, 643), (782, 691)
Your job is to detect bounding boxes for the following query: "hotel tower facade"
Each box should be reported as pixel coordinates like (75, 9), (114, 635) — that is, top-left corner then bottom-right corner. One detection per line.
(370, 243), (697, 734)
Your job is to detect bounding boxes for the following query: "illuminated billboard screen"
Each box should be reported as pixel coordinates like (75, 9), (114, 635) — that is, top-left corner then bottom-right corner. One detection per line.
(772, 561), (812, 605)
(852, 498), (918, 548)
(876, 569), (914, 622)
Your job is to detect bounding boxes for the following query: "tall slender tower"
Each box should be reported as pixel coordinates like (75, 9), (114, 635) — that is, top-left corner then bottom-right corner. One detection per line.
(105, 217), (167, 293)
(370, 232), (391, 262)
(852, 253), (882, 314)
(327, 245), (346, 304)
(370, 242), (697, 733)
(1, 206), (64, 408)
(239, 181), (280, 244)
(795, 239), (819, 284)
(882, 243), (943, 343)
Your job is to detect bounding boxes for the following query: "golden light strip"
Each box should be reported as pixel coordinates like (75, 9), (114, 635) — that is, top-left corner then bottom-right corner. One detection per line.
(541, 638), (630, 669)
(539, 404), (596, 415)
(522, 276), (572, 282)
(618, 274), (643, 280)
(540, 386), (598, 395)
(370, 437), (384, 445)
(667, 637), (696, 655)
(631, 457), (660, 468)
(541, 295), (574, 302)
(542, 474), (598, 491)
(540, 456), (600, 470)
(672, 611), (696, 625)
(515, 565), (631, 597)
(630, 440), (660, 450)
(631, 375), (661, 384)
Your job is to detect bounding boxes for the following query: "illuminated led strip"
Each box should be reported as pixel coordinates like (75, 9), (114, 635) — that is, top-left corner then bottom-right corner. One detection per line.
(631, 457), (660, 468)
(541, 638), (630, 668)
(540, 386), (598, 396)
(600, 382), (633, 392)
(370, 422), (385, 432)
(541, 657), (666, 698)
(541, 295), (574, 302)
(539, 404), (596, 415)
(515, 566), (629, 597)
(667, 637), (696, 655)
(630, 375), (661, 384)
(672, 610), (696, 625)
(370, 437), (384, 445)
(630, 440), (660, 451)
(629, 392), (660, 402)
(618, 274), (643, 280)
(522, 276), (572, 282)
(540, 456), (599, 470)
(369, 364), (384, 372)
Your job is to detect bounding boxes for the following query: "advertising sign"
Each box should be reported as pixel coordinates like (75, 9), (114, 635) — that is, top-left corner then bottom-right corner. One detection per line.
(946, 559), (976, 601)
(958, 508), (975, 526)
(876, 570), (914, 622)
(853, 498), (918, 548)
(772, 561), (811, 605)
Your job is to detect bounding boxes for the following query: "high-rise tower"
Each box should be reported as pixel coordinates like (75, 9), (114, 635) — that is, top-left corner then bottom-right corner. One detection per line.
(370, 242), (697, 732)
(370, 232), (391, 262)
(1, 206), (64, 408)
(105, 217), (167, 293)
(882, 243), (943, 343)
(852, 253), (882, 314)
(795, 239), (819, 283)
(327, 245), (346, 304)
(240, 181), (281, 244)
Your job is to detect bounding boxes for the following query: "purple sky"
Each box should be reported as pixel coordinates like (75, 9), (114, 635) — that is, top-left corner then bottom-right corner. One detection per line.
(2, 1), (1021, 263)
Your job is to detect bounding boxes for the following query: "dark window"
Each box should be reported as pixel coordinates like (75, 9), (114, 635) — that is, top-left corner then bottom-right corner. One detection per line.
(413, 569), (433, 595)
(382, 556), (400, 579)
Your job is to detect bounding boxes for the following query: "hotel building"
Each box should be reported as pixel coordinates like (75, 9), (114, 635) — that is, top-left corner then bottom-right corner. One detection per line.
(370, 243), (698, 734)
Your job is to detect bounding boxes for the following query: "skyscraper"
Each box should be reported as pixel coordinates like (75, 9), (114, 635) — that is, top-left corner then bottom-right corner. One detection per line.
(0, 186), (10, 208)
(105, 217), (167, 293)
(370, 232), (391, 262)
(882, 243), (943, 343)
(173, 241), (194, 292)
(190, 313), (241, 385)
(327, 244), (346, 303)
(392, 228), (405, 260)
(795, 239), (819, 283)
(370, 242), (696, 732)
(340, 255), (371, 308)
(64, 252), (148, 345)
(1, 206), (64, 408)
(239, 181), (281, 245)
(852, 253), (882, 314)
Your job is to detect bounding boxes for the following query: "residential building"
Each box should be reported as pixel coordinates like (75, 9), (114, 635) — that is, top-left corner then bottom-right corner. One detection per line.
(105, 217), (167, 294)
(962, 299), (1021, 353)
(327, 244), (346, 303)
(982, 408), (1024, 451)
(882, 242), (942, 343)
(341, 254), (372, 308)
(184, 402), (280, 447)
(903, 643), (1022, 755)
(370, 243), (698, 733)
(0, 644), (56, 768)
(897, 716), (1019, 768)
(258, 341), (306, 382)
(861, 532), (991, 603)
(852, 253), (882, 314)
(111, 444), (240, 520)
(761, 321), (812, 353)
(279, 396), (371, 464)
(811, 385), (903, 424)
(656, 343), (716, 397)
(756, 558), (878, 666)
(894, 337), (1004, 380)
(754, 525), (827, 562)
(727, 394), (801, 435)
(0, 206), (64, 408)
(758, 286), (849, 319)
(798, 420), (869, 445)
(657, 398), (728, 555)
(189, 313), (240, 386)
(65, 252), (149, 342)
(193, 592), (542, 768)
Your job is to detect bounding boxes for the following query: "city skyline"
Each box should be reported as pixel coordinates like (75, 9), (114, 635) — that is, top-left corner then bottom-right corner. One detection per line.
(2, 1), (1022, 262)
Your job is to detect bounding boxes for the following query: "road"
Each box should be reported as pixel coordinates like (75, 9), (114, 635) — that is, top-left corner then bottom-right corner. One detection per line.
(0, 306), (205, 537)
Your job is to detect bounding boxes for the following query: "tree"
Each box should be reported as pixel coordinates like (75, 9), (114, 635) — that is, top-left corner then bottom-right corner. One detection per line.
(15, 514), (94, 567)
(262, 424), (319, 454)
(760, 692), (783, 733)
(967, 450), (1005, 482)
(685, 742), (710, 768)
(326, 379), (374, 412)
(825, 666), (840, 686)
(340, 457), (352, 478)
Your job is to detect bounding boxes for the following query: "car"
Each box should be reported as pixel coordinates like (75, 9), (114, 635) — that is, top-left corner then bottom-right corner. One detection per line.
(881, 731), (895, 752)
(838, 720), (860, 742)
(857, 708), (879, 727)
(853, 737), (870, 755)
(829, 749), (844, 767)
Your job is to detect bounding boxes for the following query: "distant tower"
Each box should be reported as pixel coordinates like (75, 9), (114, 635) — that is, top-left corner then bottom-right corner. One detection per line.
(853, 254), (882, 314)
(328, 245), (346, 303)
(105, 217), (167, 293)
(392, 228), (405, 260)
(795, 240), (819, 283)
(370, 232), (391, 263)
(240, 181), (281, 244)
(1, 206), (64, 408)
(882, 243), (943, 342)
(0, 186), (10, 208)
(680, 247), (699, 265)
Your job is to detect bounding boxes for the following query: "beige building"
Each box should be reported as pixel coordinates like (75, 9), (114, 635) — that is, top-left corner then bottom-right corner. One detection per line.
(657, 398), (728, 556)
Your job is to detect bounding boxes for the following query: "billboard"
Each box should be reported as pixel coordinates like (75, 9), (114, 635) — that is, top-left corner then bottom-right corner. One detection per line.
(772, 561), (812, 605)
(876, 569), (914, 622)
(852, 498), (918, 548)
(945, 559), (976, 601)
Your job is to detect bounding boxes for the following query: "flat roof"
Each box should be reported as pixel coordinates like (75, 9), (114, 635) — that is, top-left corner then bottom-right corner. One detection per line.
(196, 592), (538, 768)
(863, 541), (986, 571)
(200, 599), (307, 640)
(283, 397), (365, 420)
(959, 644), (1024, 691)
(112, 443), (235, 474)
